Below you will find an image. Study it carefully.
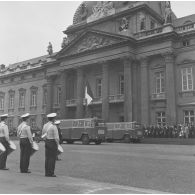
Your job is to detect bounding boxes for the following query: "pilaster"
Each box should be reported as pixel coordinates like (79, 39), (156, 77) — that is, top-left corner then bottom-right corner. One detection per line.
(140, 57), (149, 126)
(76, 67), (84, 118)
(46, 75), (55, 114)
(132, 62), (138, 122)
(102, 62), (109, 122)
(59, 70), (67, 119)
(163, 52), (177, 125)
(124, 56), (133, 122)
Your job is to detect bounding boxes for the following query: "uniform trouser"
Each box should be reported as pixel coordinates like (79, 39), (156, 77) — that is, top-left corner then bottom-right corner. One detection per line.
(0, 137), (9, 169)
(20, 138), (31, 172)
(45, 139), (57, 176)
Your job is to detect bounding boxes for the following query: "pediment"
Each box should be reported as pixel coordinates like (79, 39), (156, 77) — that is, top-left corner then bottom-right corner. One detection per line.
(57, 30), (132, 58)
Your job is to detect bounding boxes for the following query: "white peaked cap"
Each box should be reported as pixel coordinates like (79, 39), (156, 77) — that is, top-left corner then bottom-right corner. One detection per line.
(0, 114), (8, 118)
(54, 120), (61, 125)
(47, 113), (57, 118)
(21, 113), (30, 118)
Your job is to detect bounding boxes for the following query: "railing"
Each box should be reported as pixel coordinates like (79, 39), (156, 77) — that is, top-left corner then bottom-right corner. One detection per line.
(66, 99), (77, 107)
(175, 22), (195, 33)
(109, 94), (124, 102)
(134, 26), (163, 39)
(90, 97), (102, 105)
(151, 93), (166, 100)
(178, 90), (195, 98)
(65, 94), (124, 107)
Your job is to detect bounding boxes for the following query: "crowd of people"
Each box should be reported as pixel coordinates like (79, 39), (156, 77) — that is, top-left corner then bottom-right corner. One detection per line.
(142, 124), (195, 138)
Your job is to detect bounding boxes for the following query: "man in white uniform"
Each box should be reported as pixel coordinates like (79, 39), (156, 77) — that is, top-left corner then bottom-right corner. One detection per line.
(42, 113), (59, 177)
(17, 113), (33, 173)
(0, 114), (10, 170)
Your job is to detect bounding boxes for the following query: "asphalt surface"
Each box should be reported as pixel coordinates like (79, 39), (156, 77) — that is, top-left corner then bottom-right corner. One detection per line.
(1, 141), (195, 193)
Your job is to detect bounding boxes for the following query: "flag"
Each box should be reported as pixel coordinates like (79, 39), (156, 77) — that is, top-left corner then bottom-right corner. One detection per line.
(85, 81), (93, 105)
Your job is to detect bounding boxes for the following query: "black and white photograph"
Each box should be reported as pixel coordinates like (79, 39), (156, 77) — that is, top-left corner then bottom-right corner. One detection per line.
(1, 0), (195, 193)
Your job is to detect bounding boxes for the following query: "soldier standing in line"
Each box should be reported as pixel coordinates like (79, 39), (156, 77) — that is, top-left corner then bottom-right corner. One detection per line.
(0, 114), (10, 170)
(42, 113), (59, 177)
(17, 113), (33, 173)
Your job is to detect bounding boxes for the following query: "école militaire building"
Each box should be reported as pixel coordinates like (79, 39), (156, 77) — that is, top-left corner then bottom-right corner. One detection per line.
(1, 1), (195, 131)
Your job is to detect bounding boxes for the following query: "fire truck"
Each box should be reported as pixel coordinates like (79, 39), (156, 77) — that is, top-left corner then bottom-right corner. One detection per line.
(106, 122), (143, 143)
(59, 118), (107, 145)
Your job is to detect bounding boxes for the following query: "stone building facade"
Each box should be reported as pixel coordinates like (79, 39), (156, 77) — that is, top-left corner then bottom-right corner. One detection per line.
(1, 1), (195, 131)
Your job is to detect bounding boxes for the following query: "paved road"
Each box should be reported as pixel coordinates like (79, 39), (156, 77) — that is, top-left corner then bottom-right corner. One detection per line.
(1, 141), (195, 193)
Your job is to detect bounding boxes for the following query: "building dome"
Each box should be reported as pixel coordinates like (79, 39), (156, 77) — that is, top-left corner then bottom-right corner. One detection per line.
(73, 1), (169, 25)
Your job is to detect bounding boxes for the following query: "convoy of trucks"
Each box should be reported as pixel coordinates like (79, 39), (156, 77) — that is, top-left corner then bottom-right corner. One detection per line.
(35, 117), (143, 145)
(59, 118), (143, 145)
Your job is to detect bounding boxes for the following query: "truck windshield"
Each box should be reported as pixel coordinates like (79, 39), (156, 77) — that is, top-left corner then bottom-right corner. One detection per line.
(94, 119), (105, 127)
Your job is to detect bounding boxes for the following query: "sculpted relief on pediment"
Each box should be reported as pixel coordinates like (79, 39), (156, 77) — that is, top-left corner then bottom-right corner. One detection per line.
(77, 35), (113, 52)
(65, 34), (119, 56)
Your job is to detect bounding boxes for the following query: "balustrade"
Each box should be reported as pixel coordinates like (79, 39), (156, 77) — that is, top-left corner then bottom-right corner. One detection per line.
(151, 93), (166, 100)
(175, 22), (195, 33)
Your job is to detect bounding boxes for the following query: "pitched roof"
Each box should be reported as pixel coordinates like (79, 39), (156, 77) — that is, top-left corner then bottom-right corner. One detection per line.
(173, 14), (195, 27)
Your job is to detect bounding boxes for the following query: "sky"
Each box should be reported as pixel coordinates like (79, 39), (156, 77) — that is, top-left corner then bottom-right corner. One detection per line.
(1, 1), (195, 66)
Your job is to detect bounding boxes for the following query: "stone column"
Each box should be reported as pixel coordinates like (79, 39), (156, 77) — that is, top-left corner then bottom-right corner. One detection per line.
(124, 57), (133, 122)
(102, 62), (109, 122)
(164, 52), (176, 125)
(46, 75), (55, 114)
(140, 57), (149, 126)
(59, 70), (67, 119)
(76, 67), (84, 118)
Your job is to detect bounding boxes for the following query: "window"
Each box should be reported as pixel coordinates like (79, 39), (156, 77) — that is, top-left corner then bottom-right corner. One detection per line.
(150, 20), (155, 29)
(0, 96), (4, 110)
(119, 75), (124, 95)
(0, 92), (5, 110)
(19, 89), (26, 108)
(30, 86), (38, 107)
(156, 112), (166, 126)
(139, 13), (146, 31)
(96, 78), (102, 97)
(9, 95), (14, 108)
(30, 118), (36, 130)
(182, 40), (190, 47)
(154, 71), (165, 94)
(57, 87), (61, 105)
(31, 91), (37, 107)
(43, 89), (47, 105)
(8, 118), (13, 131)
(184, 110), (194, 124)
(181, 67), (193, 91)
(119, 115), (124, 122)
(8, 90), (15, 109)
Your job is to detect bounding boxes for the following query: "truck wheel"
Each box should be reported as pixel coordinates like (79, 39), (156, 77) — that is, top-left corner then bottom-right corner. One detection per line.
(67, 140), (74, 144)
(106, 139), (113, 143)
(124, 135), (130, 143)
(82, 135), (89, 145)
(95, 140), (101, 145)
